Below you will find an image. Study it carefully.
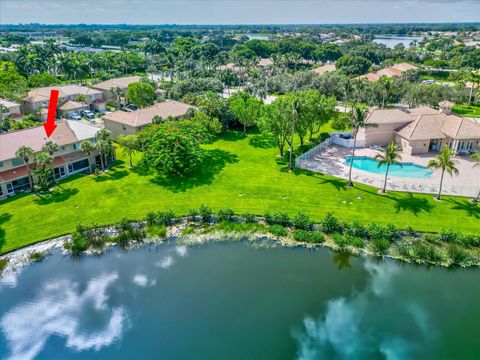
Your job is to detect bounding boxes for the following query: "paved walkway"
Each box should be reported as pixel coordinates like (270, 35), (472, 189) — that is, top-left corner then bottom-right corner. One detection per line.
(297, 144), (480, 197)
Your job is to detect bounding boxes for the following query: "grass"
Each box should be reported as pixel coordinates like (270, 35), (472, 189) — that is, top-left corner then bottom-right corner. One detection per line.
(452, 104), (480, 118)
(1, 128), (480, 254)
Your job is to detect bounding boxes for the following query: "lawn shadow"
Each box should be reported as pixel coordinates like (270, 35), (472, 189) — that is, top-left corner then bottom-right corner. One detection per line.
(319, 178), (348, 192)
(0, 213), (13, 252)
(249, 132), (276, 149)
(219, 131), (246, 142)
(387, 192), (434, 216)
(151, 149), (239, 192)
(131, 162), (154, 176)
(445, 198), (480, 219)
(33, 187), (80, 205)
(94, 168), (129, 182)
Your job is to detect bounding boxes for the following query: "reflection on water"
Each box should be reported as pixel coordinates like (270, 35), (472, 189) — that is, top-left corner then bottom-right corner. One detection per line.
(1, 273), (127, 360)
(1, 241), (480, 359)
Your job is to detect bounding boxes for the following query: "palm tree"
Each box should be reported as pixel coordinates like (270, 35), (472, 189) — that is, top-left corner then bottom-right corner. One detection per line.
(374, 143), (402, 193)
(95, 129), (113, 171)
(33, 151), (54, 190)
(470, 153), (480, 203)
(347, 106), (378, 186)
(15, 146), (34, 191)
(41, 141), (59, 156)
(288, 98), (299, 172)
(378, 76), (394, 109)
(427, 148), (459, 200)
(80, 140), (95, 173)
(117, 134), (138, 167)
(467, 71), (480, 106)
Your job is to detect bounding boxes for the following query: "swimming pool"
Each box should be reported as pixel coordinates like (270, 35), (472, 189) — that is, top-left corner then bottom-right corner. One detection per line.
(344, 156), (433, 178)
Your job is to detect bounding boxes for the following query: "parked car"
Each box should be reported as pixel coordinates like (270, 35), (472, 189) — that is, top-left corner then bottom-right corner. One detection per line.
(422, 79), (435, 85)
(69, 112), (81, 120)
(81, 110), (95, 119)
(125, 104), (137, 112)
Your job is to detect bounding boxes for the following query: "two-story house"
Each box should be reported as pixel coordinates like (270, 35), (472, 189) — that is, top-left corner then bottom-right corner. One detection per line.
(0, 120), (107, 199)
(22, 85), (105, 119)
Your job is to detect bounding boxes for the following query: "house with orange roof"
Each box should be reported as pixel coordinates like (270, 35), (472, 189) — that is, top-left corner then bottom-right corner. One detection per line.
(0, 120), (107, 198)
(359, 63), (418, 82)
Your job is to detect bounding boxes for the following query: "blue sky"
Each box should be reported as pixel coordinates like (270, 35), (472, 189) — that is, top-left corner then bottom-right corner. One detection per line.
(1, 0), (479, 25)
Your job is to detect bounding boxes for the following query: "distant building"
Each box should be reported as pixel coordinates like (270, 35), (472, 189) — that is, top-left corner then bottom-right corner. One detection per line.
(102, 100), (195, 138)
(312, 64), (336, 76)
(91, 75), (143, 101)
(0, 98), (21, 118)
(359, 63), (418, 82)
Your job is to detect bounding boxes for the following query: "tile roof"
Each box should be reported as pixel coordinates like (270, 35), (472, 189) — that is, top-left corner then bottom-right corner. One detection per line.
(258, 58), (274, 67)
(312, 64), (336, 75)
(102, 101), (195, 127)
(0, 98), (20, 108)
(407, 106), (440, 116)
(365, 108), (416, 125)
(0, 120), (99, 162)
(58, 100), (86, 111)
(92, 76), (142, 91)
(25, 85), (102, 103)
(359, 63), (418, 82)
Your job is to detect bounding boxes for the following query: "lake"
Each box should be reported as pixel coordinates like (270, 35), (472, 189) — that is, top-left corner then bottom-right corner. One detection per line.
(373, 36), (423, 48)
(1, 240), (479, 359)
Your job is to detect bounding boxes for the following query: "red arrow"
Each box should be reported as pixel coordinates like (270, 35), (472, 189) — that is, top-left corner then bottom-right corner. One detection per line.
(44, 89), (59, 138)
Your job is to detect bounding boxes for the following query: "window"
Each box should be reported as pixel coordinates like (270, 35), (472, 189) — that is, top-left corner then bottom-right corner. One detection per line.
(68, 159), (90, 173)
(72, 143), (79, 150)
(6, 182), (13, 194)
(122, 126), (127, 131)
(11, 158), (23, 166)
(61, 145), (66, 151)
(0, 186), (3, 197)
(416, 143), (421, 149)
(0, 161), (3, 168)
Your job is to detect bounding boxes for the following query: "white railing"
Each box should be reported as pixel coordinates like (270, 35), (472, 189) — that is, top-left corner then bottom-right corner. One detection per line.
(329, 131), (365, 148)
(295, 137), (332, 165)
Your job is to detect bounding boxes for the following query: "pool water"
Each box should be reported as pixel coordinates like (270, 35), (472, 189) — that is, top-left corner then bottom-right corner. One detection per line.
(345, 156), (433, 178)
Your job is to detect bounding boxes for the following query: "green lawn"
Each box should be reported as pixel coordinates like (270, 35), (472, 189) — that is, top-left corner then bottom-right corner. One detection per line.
(452, 104), (480, 118)
(1, 130), (479, 254)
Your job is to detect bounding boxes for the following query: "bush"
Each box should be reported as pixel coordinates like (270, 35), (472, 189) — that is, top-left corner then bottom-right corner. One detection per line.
(188, 208), (199, 221)
(269, 225), (288, 238)
(114, 219), (146, 245)
(199, 204), (212, 223)
(217, 208), (234, 221)
(156, 210), (175, 225)
(447, 244), (470, 265)
(371, 237), (390, 254)
(293, 230), (324, 243)
(243, 213), (257, 223)
(29, 252), (45, 262)
(424, 233), (441, 245)
(146, 224), (167, 239)
(182, 226), (196, 235)
(264, 211), (291, 227)
(367, 223), (398, 243)
(439, 229), (462, 244)
(66, 231), (89, 255)
(332, 233), (363, 248)
(146, 211), (157, 226)
(292, 212), (313, 230)
(344, 221), (368, 238)
(320, 212), (341, 234)
(412, 241), (443, 262)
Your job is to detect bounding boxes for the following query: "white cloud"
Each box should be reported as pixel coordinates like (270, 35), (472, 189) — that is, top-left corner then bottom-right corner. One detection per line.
(133, 273), (156, 287)
(175, 246), (188, 257)
(156, 256), (174, 269)
(0, 272), (127, 360)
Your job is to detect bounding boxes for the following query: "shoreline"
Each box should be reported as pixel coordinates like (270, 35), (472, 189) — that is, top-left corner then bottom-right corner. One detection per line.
(1, 217), (478, 279)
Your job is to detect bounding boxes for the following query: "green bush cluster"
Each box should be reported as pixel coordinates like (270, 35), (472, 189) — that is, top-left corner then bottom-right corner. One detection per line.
(447, 244), (471, 265)
(242, 213), (257, 223)
(264, 211), (291, 227)
(146, 210), (176, 226)
(199, 204), (213, 223)
(269, 225), (288, 238)
(217, 208), (234, 221)
(320, 212), (341, 234)
(146, 224), (167, 239)
(438, 229), (480, 248)
(332, 233), (364, 249)
(293, 230), (324, 244)
(114, 218), (146, 245)
(64, 224), (110, 255)
(292, 212), (313, 231)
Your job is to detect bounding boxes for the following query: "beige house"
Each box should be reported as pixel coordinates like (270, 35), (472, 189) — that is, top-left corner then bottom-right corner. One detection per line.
(22, 85), (105, 117)
(0, 120), (105, 199)
(0, 98), (21, 118)
(58, 100), (88, 118)
(91, 75), (142, 102)
(357, 104), (480, 155)
(359, 63), (418, 82)
(102, 100), (195, 138)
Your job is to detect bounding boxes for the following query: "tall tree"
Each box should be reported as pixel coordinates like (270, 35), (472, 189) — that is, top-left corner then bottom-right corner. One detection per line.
(374, 143), (402, 193)
(95, 129), (113, 171)
(347, 106), (377, 187)
(33, 151), (54, 190)
(470, 153), (480, 203)
(117, 134), (138, 167)
(427, 148), (459, 200)
(15, 146), (34, 191)
(80, 140), (95, 173)
(229, 92), (263, 133)
(467, 71), (480, 106)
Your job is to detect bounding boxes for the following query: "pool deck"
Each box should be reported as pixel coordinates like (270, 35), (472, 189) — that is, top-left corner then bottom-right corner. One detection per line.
(297, 144), (480, 197)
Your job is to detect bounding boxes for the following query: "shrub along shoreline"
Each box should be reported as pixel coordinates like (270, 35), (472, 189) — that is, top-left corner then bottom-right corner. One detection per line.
(1, 206), (479, 273)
